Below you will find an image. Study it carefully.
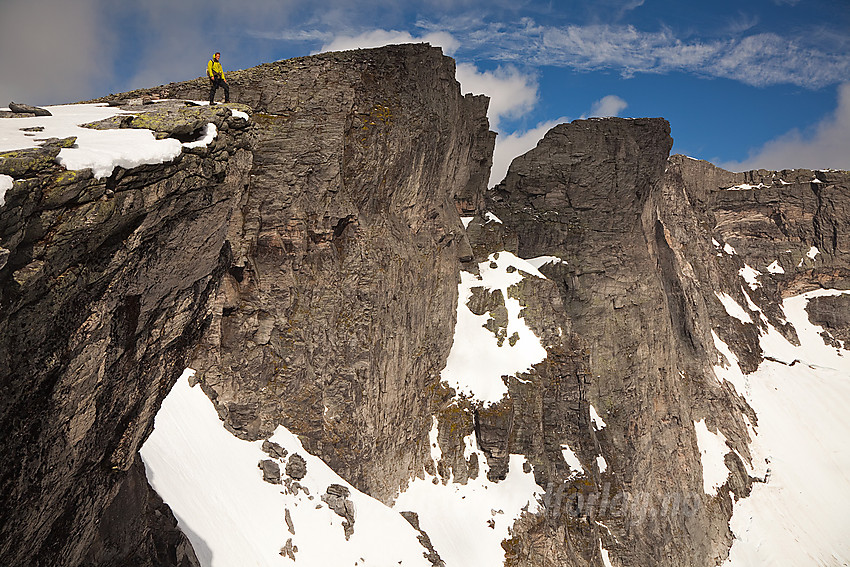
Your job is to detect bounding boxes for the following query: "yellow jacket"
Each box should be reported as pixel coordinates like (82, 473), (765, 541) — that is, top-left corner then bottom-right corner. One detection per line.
(207, 59), (225, 81)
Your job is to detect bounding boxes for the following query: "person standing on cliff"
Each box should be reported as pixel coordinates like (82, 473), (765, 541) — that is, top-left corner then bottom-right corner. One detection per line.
(207, 52), (230, 104)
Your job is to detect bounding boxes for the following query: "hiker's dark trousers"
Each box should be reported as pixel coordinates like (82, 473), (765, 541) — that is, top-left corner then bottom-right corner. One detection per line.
(209, 77), (229, 104)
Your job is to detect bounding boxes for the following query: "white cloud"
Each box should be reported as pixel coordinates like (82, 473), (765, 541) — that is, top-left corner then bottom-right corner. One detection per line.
(318, 29), (460, 55)
(490, 117), (567, 187)
(455, 64), (538, 130)
(450, 20), (850, 89)
(588, 95), (628, 117)
(721, 83), (850, 172)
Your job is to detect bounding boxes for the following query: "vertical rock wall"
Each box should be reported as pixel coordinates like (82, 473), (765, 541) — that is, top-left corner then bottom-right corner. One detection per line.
(477, 117), (849, 566)
(149, 45), (496, 502)
(481, 118), (738, 566)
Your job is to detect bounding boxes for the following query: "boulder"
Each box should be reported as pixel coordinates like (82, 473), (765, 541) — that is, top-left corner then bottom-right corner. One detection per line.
(285, 453), (307, 480)
(258, 459), (281, 484)
(9, 102), (52, 116)
(321, 484), (355, 540)
(261, 440), (287, 460)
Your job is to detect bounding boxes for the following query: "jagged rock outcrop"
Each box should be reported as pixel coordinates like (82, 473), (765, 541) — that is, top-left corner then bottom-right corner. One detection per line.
(7, 101), (52, 117)
(3, 42), (848, 567)
(2, 44), (494, 565)
(469, 118), (849, 566)
(0, 103), (254, 566)
(103, 44), (495, 502)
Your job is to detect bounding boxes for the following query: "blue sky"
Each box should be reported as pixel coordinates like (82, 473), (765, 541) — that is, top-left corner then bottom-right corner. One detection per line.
(1, 0), (848, 182)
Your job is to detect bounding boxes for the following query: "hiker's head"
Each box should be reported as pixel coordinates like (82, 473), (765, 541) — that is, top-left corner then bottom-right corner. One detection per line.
(214, 52), (220, 60)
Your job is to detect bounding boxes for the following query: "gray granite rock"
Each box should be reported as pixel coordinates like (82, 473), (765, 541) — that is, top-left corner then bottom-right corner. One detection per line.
(262, 440), (288, 460)
(259, 459), (282, 484)
(8, 101), (52, 116)
(0, 93), (254, 567)
(285, 453), (307, 480)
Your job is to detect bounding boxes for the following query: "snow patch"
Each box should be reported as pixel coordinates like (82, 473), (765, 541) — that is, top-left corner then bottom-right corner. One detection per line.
(766, 260), (784, 274)
(715, 292), (753, 324)
(141, 371), (432, 567)
(0, 174), (12, 206)
(711, 330), (742, 380)
(460, 216), (474, 228)
(741, 288), (768, 325)
(230, 109), (250, 120)
(739, 264), (762, 290)
(428, 416), (442, 464)
(525, 255), (567, 269)
(484, 212), (502, 224)
(181, 123), (217, 149)
(441, 252), (548, 406)
(589, 404), (607, 429)
(596, 455), (608, 473)
(723, 243), (737, 255)
(560, 444), (584, 475)
(806, 246), (820, 260)
(693, 419), (730, 496)
(724, 183), (768, 190)
(600, 540), (615, 567)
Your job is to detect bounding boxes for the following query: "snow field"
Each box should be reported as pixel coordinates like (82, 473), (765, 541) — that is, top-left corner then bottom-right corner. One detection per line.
(141, 371), (432, 567)
(713, 290), (850, 566)
(441, 251), (548, 406)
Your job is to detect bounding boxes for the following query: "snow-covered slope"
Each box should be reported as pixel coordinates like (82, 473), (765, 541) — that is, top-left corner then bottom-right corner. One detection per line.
(141, 264), (850, 567)
(713, 290), (850, 566)
(141, 371), (434, 567)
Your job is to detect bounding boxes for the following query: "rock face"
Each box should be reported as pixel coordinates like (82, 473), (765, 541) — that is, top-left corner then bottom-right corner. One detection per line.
(0, 103), (253, 566)
(2, 43), (849, 567)
(1, 44), (494, 565)
(110, 44), (494, 502)
(475, 120), (850, 566)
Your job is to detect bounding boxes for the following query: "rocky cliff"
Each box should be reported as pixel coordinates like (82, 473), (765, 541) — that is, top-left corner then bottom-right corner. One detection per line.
(1, 44), (848, 567)
(0, 101), (254, 566)
(480, 123), (849, 565)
